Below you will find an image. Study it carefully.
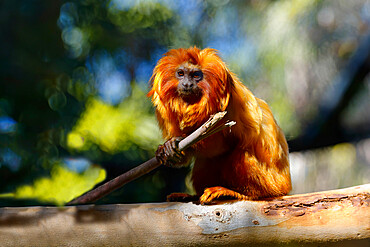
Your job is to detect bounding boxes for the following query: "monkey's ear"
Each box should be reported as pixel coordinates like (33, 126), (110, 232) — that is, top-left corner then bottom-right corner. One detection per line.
(219, 68), (234, 111)
(220, 92), (230, 111)
(225, 65), (238, 85)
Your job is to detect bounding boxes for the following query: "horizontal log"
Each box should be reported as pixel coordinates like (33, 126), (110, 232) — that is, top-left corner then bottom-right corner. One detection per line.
(1, 184), (369, 246)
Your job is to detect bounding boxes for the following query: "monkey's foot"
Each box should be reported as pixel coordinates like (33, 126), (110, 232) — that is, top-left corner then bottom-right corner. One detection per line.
(167, 193), (199, 202)
(200, 186), (249, 204)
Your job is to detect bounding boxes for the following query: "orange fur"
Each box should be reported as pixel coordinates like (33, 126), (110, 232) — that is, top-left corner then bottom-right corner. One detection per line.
(148, 47), (291, 203)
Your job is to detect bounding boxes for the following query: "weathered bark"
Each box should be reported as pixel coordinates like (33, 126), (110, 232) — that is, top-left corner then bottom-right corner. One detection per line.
(1, 184), (369, 246)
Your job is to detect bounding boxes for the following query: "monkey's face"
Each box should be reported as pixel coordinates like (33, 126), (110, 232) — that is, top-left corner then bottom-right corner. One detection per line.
(148, 47), (231, 127)
(175, 64), (203, 103)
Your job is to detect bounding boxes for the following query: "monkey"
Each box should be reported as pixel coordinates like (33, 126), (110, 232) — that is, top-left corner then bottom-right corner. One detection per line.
(147, 47), (291, 204)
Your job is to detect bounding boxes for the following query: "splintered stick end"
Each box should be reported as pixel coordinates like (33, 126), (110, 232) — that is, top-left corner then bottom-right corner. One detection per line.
(225, 121), (236, 127)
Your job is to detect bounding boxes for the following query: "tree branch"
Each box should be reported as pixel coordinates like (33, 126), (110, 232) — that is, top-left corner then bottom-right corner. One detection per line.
(67, 111), (235, 205)
(1, 184), (369, 246)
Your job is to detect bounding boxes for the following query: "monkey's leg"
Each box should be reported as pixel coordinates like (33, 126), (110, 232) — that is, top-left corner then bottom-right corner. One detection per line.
(200, 186), (250, 204)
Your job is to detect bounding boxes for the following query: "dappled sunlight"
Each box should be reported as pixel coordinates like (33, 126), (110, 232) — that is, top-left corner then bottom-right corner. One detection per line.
(290, 141), (369, 194)
(58, 3), (91, 58)
(2, 164), (106, 206)
(67, 85), (162, 154)
(88, 51), (131, 105)
(0, 0), (368, 205)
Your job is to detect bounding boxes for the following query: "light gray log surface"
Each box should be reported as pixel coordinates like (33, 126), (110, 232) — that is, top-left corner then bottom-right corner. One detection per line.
(1, 184), (369, 246)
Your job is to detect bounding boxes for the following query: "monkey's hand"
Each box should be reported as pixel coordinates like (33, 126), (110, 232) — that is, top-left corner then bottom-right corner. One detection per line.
(156, 137), (191, 168)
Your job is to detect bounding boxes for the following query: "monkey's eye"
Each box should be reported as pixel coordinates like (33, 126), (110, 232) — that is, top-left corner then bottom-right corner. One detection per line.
(177, 70), (184, 77)
(193, 71), (203, 81)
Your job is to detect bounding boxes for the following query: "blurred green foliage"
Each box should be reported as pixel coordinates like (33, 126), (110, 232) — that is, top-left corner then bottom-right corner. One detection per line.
(1, 164), (106, 206)
(0, 0), (368, 206)
(67, 85), (161, 154)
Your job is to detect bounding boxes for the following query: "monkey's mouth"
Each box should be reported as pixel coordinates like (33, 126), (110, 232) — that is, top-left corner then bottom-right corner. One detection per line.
(178, 88), (202, 103)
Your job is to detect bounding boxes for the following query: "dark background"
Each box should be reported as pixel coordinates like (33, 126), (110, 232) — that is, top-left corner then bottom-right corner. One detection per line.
(0, 0), (369, 206)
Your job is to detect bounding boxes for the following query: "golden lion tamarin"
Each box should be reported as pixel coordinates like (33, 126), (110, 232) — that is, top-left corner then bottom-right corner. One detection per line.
(148, 47), (291, 204)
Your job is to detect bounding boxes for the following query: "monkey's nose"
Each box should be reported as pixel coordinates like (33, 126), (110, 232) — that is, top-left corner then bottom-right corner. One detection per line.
(182, 81), (194, 89)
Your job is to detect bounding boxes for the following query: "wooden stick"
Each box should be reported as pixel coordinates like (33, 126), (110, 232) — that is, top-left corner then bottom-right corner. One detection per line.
(67, 111), (234, 205)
